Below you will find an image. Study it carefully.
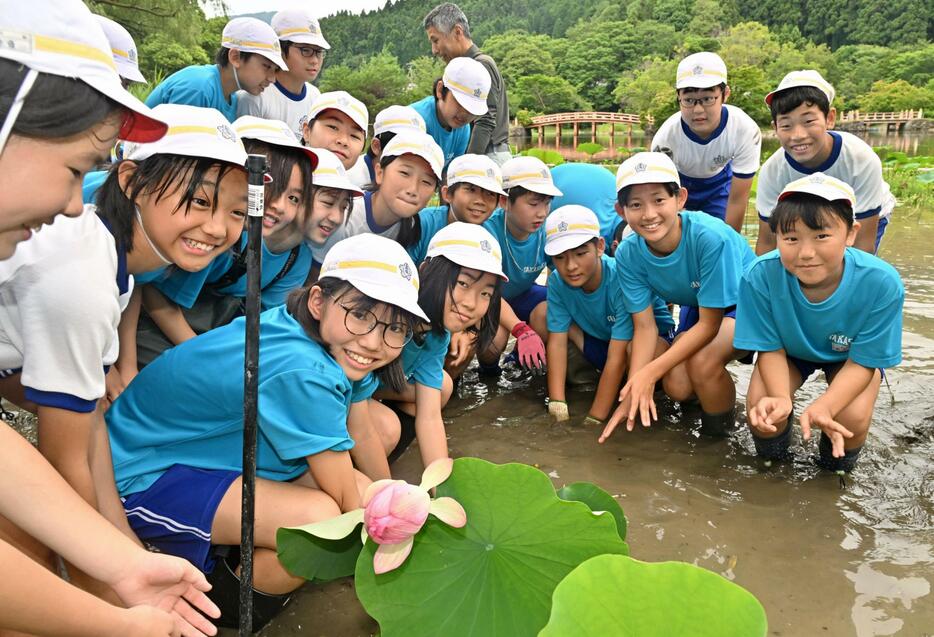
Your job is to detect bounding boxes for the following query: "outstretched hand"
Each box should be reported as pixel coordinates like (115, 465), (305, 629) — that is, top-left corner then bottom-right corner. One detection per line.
(800, 401), (853, 458)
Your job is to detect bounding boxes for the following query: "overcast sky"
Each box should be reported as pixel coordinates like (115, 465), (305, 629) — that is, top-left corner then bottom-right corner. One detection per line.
(209, 0), (389, 18)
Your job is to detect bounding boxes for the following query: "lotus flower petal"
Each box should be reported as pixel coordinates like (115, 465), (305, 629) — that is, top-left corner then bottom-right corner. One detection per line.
(363, 479), (397, 508)
(364, 483), (430, 544)
(287, 509), (364, 540)
(429, 497), (467, 528)
(372, 536), (414, 574)
(419, 457), (454, 491)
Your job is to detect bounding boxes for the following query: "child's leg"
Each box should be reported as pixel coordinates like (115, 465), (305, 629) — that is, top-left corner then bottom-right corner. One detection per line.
(528, 300), (549, 341)
(816, 368), (881, 472)
(366, 398), (404, 454)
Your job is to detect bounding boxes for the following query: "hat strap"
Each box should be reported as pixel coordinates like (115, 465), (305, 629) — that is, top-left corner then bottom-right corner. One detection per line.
(0, 69), (38, 157)
(135, 206), (172, 265)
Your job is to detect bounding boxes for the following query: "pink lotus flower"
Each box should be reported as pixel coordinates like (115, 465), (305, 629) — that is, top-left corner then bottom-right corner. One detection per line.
(287, 458), (466, 575)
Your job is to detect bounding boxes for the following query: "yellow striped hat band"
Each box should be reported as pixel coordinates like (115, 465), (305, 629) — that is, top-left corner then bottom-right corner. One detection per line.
(326, 260), (419, 289)
(443, 76), (489, 101)
(546, 223), (600, 237)
(33, 33), (117, 71)
(451, 169), (503, 185)
(430, 238), (502, 260)
(222, 37), (280, 53)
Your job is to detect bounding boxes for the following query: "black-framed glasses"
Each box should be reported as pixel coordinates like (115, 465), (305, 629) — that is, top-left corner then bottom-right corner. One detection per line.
(296, 46), (326, 60)
(338, 302), (413, 349)
(678, 95), (719, 108)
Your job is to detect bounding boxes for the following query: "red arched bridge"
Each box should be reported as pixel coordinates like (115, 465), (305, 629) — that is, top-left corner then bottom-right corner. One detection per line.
(526, 111), (652, 145)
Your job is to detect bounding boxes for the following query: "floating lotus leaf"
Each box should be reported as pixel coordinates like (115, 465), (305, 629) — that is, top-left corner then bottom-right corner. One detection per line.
(556, 481), (627, 542)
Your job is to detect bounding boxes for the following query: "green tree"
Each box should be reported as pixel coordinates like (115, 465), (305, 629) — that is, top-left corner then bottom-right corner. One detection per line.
(726, 65), (772, 124)
(319, 50), (409, 117)
(406, 56), (445, 101)
(887, 44), (934, 87)
(718, 22), (781, 69)
(481, 30), (558, 87)
(859, 80), (934, 112)
(830, 45), (895, 109)
(139, 31), (209, 77)
(651, 0), (694, 31)
(514, 74), (590, 113)
(613, 57), (679, 123)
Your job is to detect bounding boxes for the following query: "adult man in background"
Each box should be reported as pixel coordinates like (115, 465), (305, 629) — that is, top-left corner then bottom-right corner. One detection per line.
(424, 3), (511, 165)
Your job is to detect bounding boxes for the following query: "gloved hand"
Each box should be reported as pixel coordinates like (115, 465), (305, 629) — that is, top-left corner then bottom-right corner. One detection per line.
(548, 399), (569, 421)
(511, 321), (546, 369)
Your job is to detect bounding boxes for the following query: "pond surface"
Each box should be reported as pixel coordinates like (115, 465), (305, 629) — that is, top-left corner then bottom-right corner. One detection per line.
(252, 207), (934, 636)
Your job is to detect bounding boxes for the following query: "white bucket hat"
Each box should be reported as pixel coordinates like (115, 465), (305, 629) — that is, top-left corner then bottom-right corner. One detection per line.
(319, 234), (429, 321)
(271, 9), (330, 49)
(381, 131), (444, 181)
(124, 104), (248, 167)
(442, 57), (491, 117)
(446, 154), (505, 195)
(676, 52), (728, 90)
(778, 173), (855, 214)
(544, 205), (602, 256)
(310, 147), (364, 197)
(0, 0), (167, 155)
(426, 222), (508, 281)
(765, 70), (835, 106)
(501, 156), (563, 197)
(93, 15), (146, 84)
(233, 115), (318, 169)
(221, 17), (288, 71)
(308, 91), (369, 135)
(616, 152), (681, 192)
(374, 105), (427, 137)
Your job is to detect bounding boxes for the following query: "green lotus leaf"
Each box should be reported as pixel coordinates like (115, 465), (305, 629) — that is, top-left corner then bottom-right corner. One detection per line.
(539, 554), (768, 637)
(556, 481), (627, 541)
(355, 458), (629, 637)
(276, 524), (363, 582)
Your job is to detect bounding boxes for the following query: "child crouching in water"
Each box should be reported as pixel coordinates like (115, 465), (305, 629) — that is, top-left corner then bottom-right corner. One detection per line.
(370, 222), (506, 469)
(735, 174), (903, 472)
(544, 206), (674, 425)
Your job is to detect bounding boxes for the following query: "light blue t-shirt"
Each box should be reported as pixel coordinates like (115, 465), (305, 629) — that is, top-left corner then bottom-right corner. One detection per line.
(734, 248), (903, 368)
(107, 305), (356, 496)
(616, 211), (755, 313)
(410, 96), (470, 169)
(482, 208), (548, 300)
(82, 170), (109, 205)
(547, 255), (674, 341)
(550, 163), (622, 246)
(407, 205), (451, 265)
(145, 64), (238, 123)
(383, 329), (451, 391)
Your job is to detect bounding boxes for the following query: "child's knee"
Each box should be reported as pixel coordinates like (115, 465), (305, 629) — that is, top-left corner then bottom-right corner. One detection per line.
(685, 351), (727, 384)
(662, 369), (693, 402)
(529, 301), (548, 336)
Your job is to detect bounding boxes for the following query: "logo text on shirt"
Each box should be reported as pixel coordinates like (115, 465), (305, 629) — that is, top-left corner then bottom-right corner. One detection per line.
(828, 333), (852, 352)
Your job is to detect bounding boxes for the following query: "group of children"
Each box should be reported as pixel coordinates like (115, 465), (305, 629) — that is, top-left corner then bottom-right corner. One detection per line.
(0, 1), (906, 634)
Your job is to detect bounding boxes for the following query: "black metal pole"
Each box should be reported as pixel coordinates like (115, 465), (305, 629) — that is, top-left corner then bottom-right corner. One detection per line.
(240, 153), (266, 635)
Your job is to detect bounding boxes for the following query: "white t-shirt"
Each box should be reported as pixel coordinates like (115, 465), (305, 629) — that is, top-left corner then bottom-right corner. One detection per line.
(237, 81), (321, 141)
(309, 192), (400, 263)
(0, 207), (128, 409)
(756, 131), (886, 221)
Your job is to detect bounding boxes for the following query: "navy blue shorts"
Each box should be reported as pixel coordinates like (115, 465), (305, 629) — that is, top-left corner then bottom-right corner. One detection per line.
(674, 305), (736, 337)
(123, 464), (240, 573)
(788, 356), (844, 382)
(582, 333), (610, 371)
(507, 284), (548, 323)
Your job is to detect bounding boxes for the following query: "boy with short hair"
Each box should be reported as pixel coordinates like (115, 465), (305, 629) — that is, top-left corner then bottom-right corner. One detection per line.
(545, 205), (673, 424)
(347, 105), (427, 188)
(302, 90), (369, 171)
(755, 70), (890, 255)
(237, 9), (329, 140)
(146, 17), (286, 122)
(650, 52), (761, 232)
(735, 173), (903, 472)
(410, 56), (490, 170)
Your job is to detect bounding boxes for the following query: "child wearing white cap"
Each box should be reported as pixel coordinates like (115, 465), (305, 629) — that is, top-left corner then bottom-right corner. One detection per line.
(544, 205), (674, 425)
(237, 8), (329, 140)
(105, 233), (427, 629)
(93, 15), (147, 87)
(755, 70), (889, 256)
(302, 90), (369, 171)
(476, 155), (563, 373)
(600, 152), (755, 443)
(410, 56), (491, 169)
(650, 51), (761, 231)
(735, 173), (903, 473)
(347, 104), (428, 188)
(146, 16), (287, 123)
(370, 222), (507, 469)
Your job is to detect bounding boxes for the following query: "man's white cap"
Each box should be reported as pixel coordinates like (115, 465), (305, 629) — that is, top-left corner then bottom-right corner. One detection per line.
(676, 52), (728, 90)
(446, 154), (505, 195)
(320, 234), (429, 322)
(374, 105), (426, 137)
(382, 131), (444, 181)
(616, 152), (681, 192)
(93, 15), (146, 83)
(221, 17), (288, 71)
(310, 147), (364, 197)
(778, 173), (855, 212)
(426, 222), (508, 281)
(501, 156), (563, 197)
(271, 9), (330, 49)
(124, 104), (248, 167)
(233, 115), (318, 170)
(308, 91), (369, 135)
(0, 0), (167, 149)
(765, 70), (835, 106)
(442, 57), (491, 117)
(544, 205), (601, 256)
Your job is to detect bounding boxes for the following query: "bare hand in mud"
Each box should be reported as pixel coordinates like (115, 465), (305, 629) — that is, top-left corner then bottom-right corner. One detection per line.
(599, 395), (636, 443)
(747, 396), (793, 434)
(799, 401), (853, 457)
(620, 370), (658, 430)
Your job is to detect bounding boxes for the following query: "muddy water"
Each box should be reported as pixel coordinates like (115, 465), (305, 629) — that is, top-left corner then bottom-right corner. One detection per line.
(253, 209), (934, 637)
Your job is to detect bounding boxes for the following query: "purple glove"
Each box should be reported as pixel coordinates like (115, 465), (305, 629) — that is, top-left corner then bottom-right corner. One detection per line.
(511, 321), (546, 368)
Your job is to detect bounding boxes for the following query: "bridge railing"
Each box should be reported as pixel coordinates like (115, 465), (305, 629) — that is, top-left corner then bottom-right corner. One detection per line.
(529, 111), (647, 125)
(838, 109), (924, 122)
